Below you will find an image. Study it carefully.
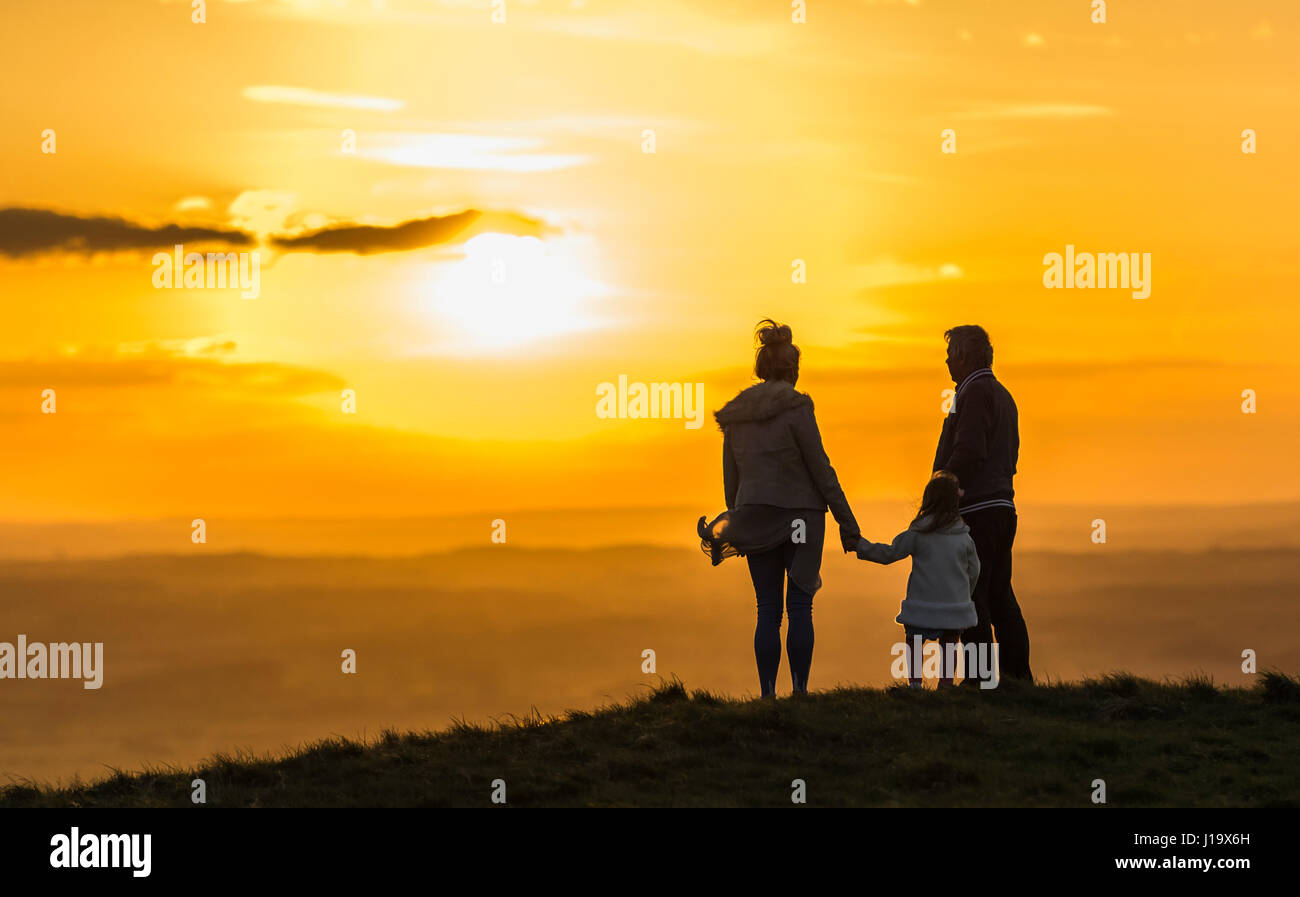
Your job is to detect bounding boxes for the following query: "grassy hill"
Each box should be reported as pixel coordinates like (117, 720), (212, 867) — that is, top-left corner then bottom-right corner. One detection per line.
(4, 672), (1298, 808)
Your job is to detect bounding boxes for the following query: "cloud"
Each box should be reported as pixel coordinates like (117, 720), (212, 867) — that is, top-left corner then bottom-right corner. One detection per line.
(111, 337), (240, 359)
(857, 169), (924, 186)
(802, 356), (1260, 390)
(854, 258), (964, 289)
(174, 196), (214, 213)
(243, 85), (406, 111)
(269, 209), (548, 255)
(0, 207), (550, 258)
(0, 208), (252, 258)
(358, 134), (591, 173)
(0, 348), (345, 395)
(955, 104), (1113, 120)
(227, 0), (785, 57)
(228, 190), (299, 236)
(528, 5), (783, 57)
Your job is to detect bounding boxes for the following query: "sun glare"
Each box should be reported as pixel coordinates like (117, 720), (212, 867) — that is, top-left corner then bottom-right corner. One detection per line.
(426, 233), (605, 353)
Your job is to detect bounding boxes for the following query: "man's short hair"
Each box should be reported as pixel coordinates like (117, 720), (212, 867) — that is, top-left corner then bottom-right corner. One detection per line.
(944, 325), (993, 368)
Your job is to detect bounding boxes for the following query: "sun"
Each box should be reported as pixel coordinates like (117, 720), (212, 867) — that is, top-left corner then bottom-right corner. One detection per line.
(425, 233), (605, 353)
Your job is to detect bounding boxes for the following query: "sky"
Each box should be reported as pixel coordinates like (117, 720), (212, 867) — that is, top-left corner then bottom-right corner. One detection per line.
(1, 0), (1298, 526)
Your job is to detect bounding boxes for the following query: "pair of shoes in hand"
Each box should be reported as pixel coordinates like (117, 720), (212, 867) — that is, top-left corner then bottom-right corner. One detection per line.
(697, 515), (724, 566)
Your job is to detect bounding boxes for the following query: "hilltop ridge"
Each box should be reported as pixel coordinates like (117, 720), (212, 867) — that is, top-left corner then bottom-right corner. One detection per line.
(4, 673), (1298, 808)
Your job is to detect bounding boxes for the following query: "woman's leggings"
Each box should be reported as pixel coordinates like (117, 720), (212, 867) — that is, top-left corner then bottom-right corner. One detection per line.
(746, 540), (814, 697)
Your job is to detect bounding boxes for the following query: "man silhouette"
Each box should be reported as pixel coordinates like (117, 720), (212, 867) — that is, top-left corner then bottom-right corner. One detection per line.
(932, 325), (1032, 684)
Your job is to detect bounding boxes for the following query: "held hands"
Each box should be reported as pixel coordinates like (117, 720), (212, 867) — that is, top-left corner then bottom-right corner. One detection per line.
(839, 525), (860, 553)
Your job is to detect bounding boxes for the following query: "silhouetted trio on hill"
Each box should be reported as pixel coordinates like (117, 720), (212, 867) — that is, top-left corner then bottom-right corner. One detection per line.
(700, 320), (1032, 695)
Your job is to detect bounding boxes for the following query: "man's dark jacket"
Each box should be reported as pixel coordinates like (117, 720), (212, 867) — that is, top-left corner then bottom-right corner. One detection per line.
(932, 369), (1019, 509)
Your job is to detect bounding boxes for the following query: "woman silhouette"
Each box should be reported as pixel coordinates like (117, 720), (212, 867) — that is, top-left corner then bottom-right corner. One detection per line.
(700, 319), (859, 697)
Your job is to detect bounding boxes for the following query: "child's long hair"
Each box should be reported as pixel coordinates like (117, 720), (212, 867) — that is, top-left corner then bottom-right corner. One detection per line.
(912, 472), (962, 533)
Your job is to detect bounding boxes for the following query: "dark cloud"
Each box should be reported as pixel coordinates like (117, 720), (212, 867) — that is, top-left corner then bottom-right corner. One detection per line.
(0, 208), (252, 258)
(0, 207), (550, 258)
(269, 209), (478, 254)
(268, 209), (546, 254)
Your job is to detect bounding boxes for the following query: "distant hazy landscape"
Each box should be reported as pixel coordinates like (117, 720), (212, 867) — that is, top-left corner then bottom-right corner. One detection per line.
(5, 501), (1300, 558)
(3, 504), (1299, 786)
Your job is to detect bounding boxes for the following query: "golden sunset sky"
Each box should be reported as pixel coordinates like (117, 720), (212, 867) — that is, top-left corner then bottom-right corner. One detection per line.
(2, 0), (1297, 525)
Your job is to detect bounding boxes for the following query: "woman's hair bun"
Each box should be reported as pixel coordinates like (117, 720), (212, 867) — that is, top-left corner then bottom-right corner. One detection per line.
(756, 319), (792, 347)
(753, 318), (800, 383)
